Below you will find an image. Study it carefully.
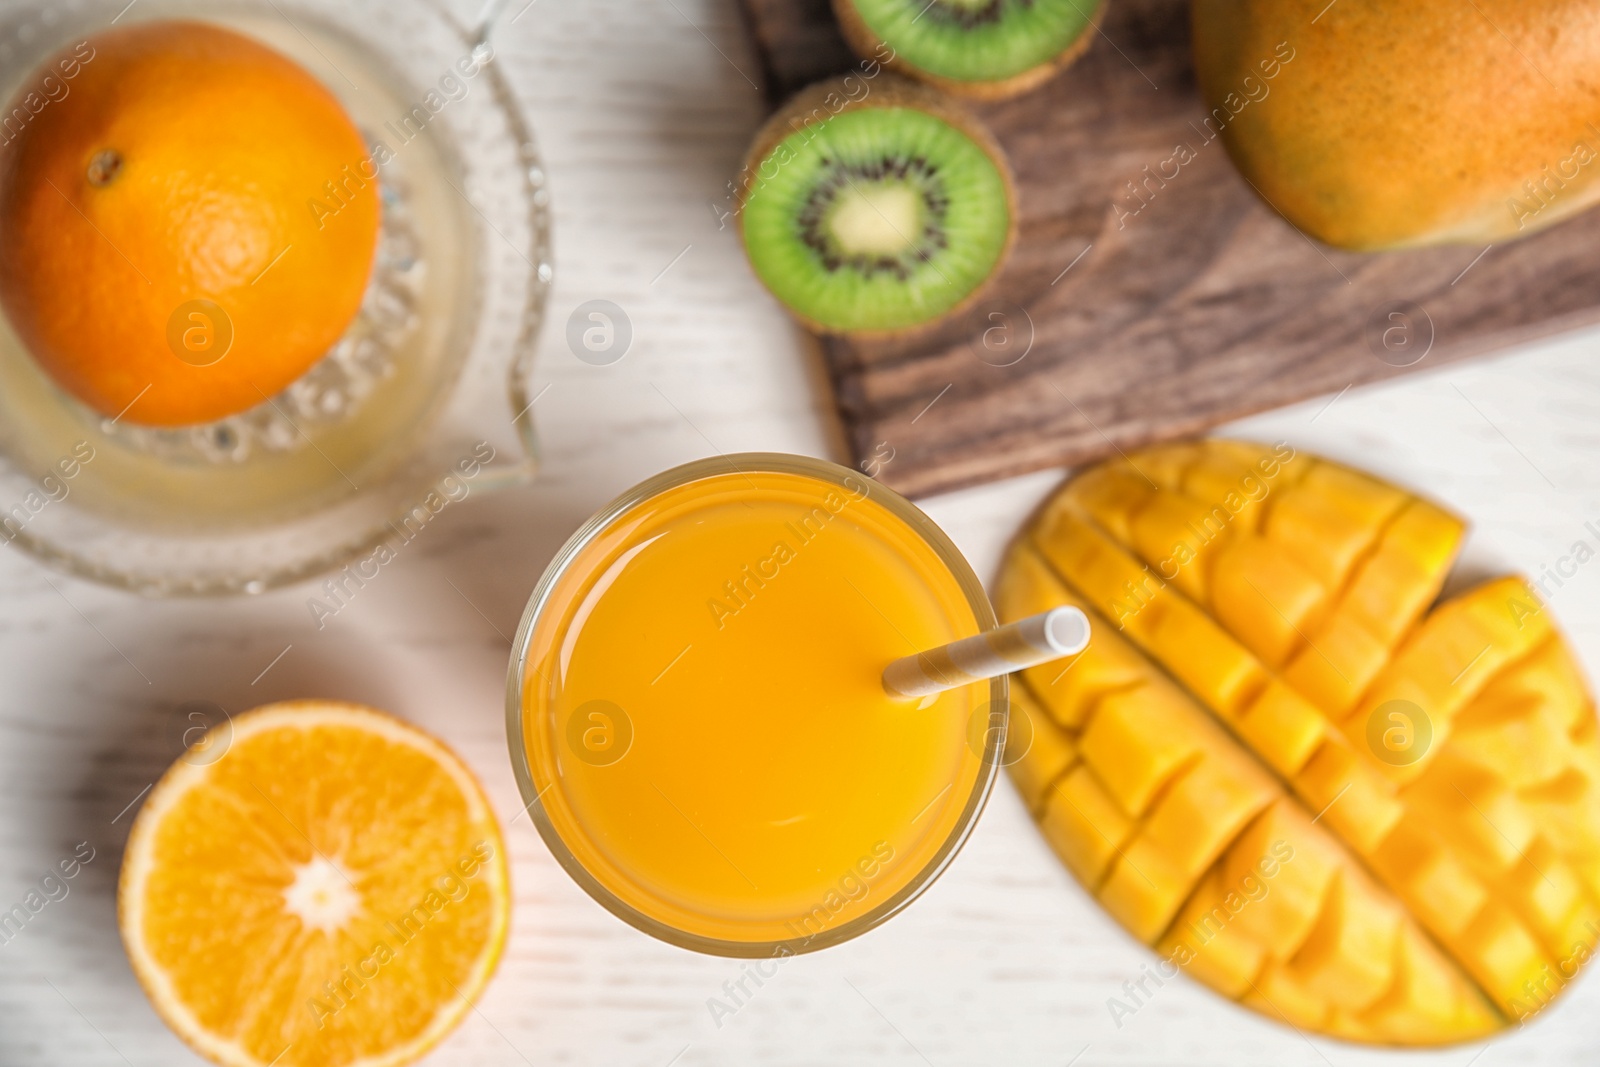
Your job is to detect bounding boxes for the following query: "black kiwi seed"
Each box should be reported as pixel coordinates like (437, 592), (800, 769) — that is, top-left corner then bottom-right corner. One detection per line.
(795, 155), (951, 281)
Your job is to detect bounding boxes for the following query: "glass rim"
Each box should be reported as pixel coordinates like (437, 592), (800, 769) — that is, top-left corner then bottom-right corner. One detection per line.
(503, 451), (1006, 958)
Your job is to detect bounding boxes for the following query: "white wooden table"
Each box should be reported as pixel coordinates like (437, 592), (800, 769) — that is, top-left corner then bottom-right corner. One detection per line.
(3, 0), (1599, 1063)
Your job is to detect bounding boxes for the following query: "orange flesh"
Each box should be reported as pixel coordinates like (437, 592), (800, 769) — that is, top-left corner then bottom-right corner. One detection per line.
(121, 703), (509, 1067)
(520, 469), (988, 945)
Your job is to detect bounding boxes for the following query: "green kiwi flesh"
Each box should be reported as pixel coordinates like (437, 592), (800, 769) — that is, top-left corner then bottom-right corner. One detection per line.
(840, 0), (1099, 88)
(740, 97), (1013, 334)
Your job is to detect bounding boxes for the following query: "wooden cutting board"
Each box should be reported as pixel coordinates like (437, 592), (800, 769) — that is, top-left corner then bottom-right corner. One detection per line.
(735, 0), (1600, 498)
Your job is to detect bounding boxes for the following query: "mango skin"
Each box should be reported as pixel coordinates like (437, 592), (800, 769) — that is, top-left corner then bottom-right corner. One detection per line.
(1192, 0), (1600, 249)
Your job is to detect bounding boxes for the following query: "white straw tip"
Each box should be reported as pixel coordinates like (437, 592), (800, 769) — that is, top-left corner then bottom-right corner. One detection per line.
(1042, 606), (1091, 657)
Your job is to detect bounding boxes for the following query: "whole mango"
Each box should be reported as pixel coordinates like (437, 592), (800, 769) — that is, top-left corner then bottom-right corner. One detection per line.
(1192, 0), (1600, 249)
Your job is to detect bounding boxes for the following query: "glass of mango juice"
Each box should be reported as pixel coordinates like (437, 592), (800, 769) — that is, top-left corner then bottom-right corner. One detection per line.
(507, 453), (1004, 955)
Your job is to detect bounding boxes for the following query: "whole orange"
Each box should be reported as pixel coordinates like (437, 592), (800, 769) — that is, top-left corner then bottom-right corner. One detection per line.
(0, 21), (380, 427)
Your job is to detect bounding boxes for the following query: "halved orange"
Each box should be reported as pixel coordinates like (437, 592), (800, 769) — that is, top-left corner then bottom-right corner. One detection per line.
(119, 701), (509, 1067)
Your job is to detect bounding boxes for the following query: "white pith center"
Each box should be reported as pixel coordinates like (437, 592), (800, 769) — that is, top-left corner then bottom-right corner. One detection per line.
(283, 856), (362, 933)
(828, 183), (922, 256)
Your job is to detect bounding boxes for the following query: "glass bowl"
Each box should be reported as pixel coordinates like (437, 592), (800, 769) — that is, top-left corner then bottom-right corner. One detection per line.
(505, 453), (1007, 957)
(0, 0), (550, 594)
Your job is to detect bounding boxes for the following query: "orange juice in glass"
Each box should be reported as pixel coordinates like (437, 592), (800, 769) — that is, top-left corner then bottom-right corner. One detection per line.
(506, 454), (1003, 956)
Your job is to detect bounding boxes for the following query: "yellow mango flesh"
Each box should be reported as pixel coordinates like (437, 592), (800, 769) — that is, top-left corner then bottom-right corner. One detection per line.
(1001, 439), (1600, 1044)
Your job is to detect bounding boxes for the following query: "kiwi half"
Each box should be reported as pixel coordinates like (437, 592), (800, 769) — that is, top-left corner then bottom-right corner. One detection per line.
(834, 0), (1104, 100)
(738, 77), (1016, 336)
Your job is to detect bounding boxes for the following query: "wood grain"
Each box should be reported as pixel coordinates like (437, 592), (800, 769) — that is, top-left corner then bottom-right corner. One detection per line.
(739, 0), (1600, 498)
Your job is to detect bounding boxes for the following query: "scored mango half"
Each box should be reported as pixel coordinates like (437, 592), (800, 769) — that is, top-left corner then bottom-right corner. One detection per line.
(999, 439), (1600, 1045)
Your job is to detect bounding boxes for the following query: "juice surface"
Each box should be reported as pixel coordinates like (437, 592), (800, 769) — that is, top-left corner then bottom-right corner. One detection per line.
(520, 467), (991, 946)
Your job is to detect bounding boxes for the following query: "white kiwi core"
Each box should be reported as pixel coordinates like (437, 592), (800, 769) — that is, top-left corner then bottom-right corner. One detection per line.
(825, 183), (925, 257)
